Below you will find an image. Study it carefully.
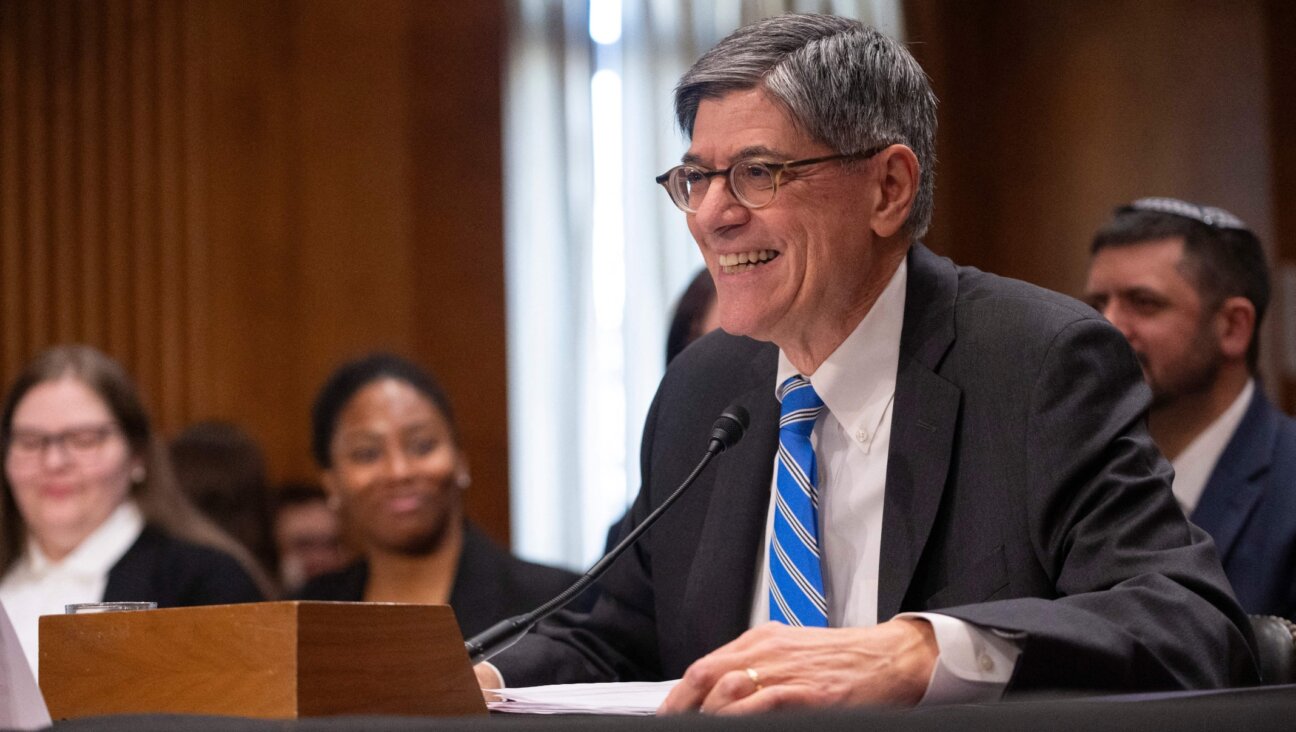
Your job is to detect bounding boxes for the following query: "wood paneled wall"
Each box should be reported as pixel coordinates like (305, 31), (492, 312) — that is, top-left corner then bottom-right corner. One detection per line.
(0, 0), (512, 542)
(905, 0), (1292, 407)
(0, 0), (206, 421)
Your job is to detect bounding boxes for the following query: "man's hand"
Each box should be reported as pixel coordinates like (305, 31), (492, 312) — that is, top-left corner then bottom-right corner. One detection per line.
(474, 663), (503, 702)
(659, 617), (937, 715)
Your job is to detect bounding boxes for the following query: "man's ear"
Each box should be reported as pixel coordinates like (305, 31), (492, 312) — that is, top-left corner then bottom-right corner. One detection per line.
(869, 144), (920, 239)
(1215, 295), (1257, 361)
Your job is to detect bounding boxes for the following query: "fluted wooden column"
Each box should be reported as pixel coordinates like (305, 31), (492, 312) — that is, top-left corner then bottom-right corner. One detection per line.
(0, 0), (211, 431)
(0, 0), (512, 544)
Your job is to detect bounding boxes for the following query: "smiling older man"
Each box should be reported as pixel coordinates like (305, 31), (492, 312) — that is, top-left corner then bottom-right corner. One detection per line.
(482, 13), (1255, 712)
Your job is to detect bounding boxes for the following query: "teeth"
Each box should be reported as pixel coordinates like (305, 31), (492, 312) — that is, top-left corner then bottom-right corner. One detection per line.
(719, 250), (776, 267)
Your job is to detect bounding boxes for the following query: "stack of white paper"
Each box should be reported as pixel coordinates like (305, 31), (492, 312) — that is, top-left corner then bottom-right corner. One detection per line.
(487, 680), (679, 715)
(0, 601), (50, 731)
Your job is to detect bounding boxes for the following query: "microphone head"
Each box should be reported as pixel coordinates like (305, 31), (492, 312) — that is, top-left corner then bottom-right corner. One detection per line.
(708, 404), (750, 453)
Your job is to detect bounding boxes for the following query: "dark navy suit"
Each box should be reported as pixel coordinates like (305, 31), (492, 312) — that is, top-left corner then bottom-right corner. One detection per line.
(1191, 388), (1296, 620)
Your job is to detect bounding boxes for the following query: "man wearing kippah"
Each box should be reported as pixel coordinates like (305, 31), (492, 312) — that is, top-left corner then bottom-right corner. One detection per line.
(1086, 198), (1296, 620)
(481, 14), (1256, 711)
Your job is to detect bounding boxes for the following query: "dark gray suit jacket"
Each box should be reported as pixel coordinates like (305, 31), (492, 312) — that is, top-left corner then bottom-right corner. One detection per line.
(496, 244), (1256, 694)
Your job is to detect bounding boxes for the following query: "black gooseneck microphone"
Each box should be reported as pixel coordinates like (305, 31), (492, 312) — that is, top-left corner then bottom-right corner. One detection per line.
(463, 404), (751, 665)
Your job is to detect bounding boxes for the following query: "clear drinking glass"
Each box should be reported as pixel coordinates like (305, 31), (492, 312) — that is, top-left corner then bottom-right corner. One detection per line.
(64, 602), (156, 614)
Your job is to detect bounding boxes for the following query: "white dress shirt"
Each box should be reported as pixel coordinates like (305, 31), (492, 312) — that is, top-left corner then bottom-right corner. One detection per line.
(1170, 379), (1255, 515)
(749, 259), (1020, 703)
(0, 500), (144, 679)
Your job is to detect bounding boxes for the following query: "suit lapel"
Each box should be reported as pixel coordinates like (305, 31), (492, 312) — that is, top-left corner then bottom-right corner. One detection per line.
(1190, 389), (1276, 562)
(682, 352), (780, 654)
(878, 244), (961, 620)
(102, 528), (153, 603)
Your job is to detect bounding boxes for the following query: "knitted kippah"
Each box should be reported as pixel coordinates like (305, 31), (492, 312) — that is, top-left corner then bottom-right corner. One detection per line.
(1123, 197), (1250, 232)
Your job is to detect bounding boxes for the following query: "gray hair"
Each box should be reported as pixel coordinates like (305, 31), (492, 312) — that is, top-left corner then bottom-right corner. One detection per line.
(675, 13), (938, 238)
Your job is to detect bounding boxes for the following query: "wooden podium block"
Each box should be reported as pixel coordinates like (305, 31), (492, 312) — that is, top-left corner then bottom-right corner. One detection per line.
(39, 601), (486, 720)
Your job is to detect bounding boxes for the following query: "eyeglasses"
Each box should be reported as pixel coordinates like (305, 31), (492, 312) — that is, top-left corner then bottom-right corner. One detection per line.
(5, 423), (121, 466)
(655, 145), (887, 214)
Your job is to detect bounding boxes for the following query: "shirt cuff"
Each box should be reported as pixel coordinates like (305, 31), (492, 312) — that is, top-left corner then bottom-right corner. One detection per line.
(898, 612), (1022, 705)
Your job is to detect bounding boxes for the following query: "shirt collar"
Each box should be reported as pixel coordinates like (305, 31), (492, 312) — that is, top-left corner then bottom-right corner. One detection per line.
(1171, 378), (1255, 514)
(776, 258), (907, 449)
(22, 500), (145, 580)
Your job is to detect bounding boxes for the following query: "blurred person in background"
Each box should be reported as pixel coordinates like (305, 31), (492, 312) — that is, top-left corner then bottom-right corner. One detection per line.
(0, 345), (268, 677)
(665, 268), (720, 365)
(297, 353), (590, 635)
(272, 481), (352, 594)
(170, 420), (278, 586)
(1085, 197), (1296, 619)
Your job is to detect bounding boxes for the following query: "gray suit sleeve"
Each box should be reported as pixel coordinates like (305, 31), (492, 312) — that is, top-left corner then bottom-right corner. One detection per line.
(939, 317), (1257, 691)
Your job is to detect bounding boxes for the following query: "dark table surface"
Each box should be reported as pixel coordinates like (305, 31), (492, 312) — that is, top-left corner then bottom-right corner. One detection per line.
(39, 684), (1296, 732)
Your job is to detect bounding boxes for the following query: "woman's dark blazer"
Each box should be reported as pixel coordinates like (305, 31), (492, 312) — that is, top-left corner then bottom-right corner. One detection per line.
(103, 525), (264, 606)
(296, 522), (586, 637)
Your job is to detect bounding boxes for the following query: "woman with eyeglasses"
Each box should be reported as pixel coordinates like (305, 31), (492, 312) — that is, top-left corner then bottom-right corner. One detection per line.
(296, 353), (590, 636)
(0, 345), (270, 677)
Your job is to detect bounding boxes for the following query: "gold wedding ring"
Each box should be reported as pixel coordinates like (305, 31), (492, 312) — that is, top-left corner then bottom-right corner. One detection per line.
(746, 666), (763, 691)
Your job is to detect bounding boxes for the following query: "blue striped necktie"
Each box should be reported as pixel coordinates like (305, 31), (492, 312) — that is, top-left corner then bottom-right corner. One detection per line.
(769, 374), (828, 627)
